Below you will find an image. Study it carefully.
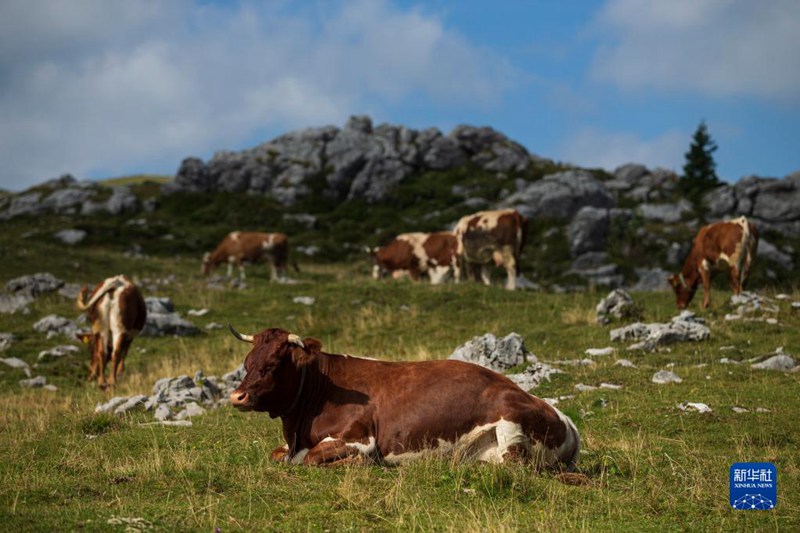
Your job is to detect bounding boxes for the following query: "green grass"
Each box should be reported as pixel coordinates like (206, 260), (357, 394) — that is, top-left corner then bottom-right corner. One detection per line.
(1, 229), (799, 531)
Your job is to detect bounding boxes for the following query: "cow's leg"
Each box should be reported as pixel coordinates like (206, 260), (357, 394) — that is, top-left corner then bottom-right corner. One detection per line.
(110, 336), (132, 385)
(469, 263), (482, 282)
(741, 255), (753, 290)
(238, 261), (246, 280)
(226, 257), (234, 278)
(271, 444), (290, 462)
(87, 351), (99, 382)
(501, 247), (517, 291)
(480, 266), (491, 286)
(96, 347), (109, 389)
(728, 266), (742, 295)
(303, 438), (363, 465)
(700, 265), (712, 309)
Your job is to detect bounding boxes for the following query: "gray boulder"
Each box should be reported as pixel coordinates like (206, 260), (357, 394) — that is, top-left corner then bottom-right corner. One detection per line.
(19, 375), (48, 388)
(5, 272), (64, 297)
(752, 352), (796, 371)
(448, 332), (535, 373)
(501, 170), (614, 221)
(596, 289), (635, 325)
(33, 315), (79, 339)
(38, 344), (80, 361)
(1, 356), (31, 377)
(628, 268), (671, 292)
(637, 199), (693, 224)
(758, 239), (794, 270)
(0, 293), (33, 314)
(652, 370), (683, 384)
(54, 229), (87, 245)
(611, 311), (710, 351)
(0, 332), (15, 352)
(507, 363), (563, 391)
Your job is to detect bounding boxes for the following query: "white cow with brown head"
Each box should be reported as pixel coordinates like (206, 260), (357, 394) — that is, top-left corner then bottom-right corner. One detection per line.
(75, 275), (146, 388)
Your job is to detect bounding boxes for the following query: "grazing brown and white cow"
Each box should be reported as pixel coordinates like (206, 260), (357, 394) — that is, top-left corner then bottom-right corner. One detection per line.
(75, 275), (147, 388)
(369, 232), (459, 284)
(228, 326), (580, 469)
(668, 216), (759, 309)
(453, 209), (528, 290)
(202, 231), (291, 281)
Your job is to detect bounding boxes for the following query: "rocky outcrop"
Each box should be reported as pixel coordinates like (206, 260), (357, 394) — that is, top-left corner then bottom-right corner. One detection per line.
(703, 172), (800, 236)
(448, 332), (535, 373)
(164, 116), (543, 205)
(502, 170), (614, 221)
(141, 297), (200, 337)
(0, 175), (140, 220)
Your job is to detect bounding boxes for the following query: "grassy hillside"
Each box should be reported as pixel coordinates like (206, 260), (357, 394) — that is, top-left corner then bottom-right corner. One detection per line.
(0, 226), (798, 530)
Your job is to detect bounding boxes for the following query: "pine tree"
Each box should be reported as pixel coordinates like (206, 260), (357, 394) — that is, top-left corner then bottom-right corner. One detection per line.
(680, 121), (720, 203)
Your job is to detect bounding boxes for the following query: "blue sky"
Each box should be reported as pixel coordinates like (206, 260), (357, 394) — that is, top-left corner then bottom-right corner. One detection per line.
(1, 0), (798, 191)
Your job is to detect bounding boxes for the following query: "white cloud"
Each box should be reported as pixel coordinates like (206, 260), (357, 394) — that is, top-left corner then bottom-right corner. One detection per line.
(0, 0), (511, 190)
(590, 0), (800, 99)
(558, 127), (686, 173)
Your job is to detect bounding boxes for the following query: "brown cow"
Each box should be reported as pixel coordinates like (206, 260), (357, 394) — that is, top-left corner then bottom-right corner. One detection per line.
(453, 209), (528, 290)
(369, 232), (459, 284)
(202, 231), (291, 281)
(228, 326), (580, 469)
(75, 275), (147, 388)
(668, 216), (759, 309)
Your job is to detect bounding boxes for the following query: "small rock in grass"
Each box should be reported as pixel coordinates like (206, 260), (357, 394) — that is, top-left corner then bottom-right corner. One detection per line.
(614, 359), (636, 368)
(38, 344), (80, 361)
(751, 354), (796, 371)
(187, 308), (209, 317)
(154, 404), (172, 421)
(732, 406), (749, 413)
(292, 296), (315, 306)
(652, 370), (682, 384)
(19, 375), (47, 388)
(677, 402), (712, 414)
(113, 395), (148, 414)
(600, 383), (623, 390)
(1, 356), (32, 377)
(574, 383), (598, 392)
(585, 347), (615, 357)
(175, 402), (206, 420)
(95, 396), (129, 413)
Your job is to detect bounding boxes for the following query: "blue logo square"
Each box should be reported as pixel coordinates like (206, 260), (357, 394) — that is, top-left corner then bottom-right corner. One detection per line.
(730, 462), (777, 510)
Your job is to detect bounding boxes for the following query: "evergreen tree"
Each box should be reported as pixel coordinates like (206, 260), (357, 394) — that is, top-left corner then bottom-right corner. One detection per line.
(680, 121), (720, 202)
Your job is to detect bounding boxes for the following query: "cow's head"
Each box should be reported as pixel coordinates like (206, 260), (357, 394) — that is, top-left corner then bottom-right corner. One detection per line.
(365, 246), (384, 279)
(668, 273), (696, 309)
(201, 252), (212, 275)
(228, 326), (319, 417)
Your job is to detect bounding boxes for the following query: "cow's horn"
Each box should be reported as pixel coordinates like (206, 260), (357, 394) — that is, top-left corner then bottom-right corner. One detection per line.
(228, 324), (254, 343)
(287, 333), (305, 348)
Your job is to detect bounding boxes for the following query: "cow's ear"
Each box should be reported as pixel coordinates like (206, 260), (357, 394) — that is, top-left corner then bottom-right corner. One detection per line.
(667, 275), (678, 288)
(302, 337), (322, 353)
(75, 332), (92, 344)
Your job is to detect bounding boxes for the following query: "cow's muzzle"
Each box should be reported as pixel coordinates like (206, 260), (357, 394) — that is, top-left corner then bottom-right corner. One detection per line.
(230, 390), (253, 410)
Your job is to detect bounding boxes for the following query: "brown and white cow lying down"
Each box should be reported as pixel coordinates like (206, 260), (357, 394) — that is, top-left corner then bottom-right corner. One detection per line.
(669, 216), (759, 309)
(369, 232), (459, 284)
(228, 327), (580, 469)
(454, 209), (528, 290)
(75, 275), (147, 388)
(202, 231), (292, 281)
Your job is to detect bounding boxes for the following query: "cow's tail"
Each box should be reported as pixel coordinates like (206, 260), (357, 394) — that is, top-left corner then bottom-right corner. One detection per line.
(76, 276), (125, 311)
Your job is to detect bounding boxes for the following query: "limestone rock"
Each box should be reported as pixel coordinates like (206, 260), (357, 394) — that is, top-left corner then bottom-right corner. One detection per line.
(448, 332), (535, 373)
